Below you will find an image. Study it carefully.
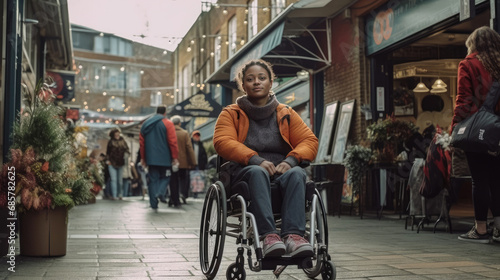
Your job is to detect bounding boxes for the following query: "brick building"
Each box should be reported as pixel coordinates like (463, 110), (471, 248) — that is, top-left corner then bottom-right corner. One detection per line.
(71, 24), (174, 124)
(174, 0), (500, 213)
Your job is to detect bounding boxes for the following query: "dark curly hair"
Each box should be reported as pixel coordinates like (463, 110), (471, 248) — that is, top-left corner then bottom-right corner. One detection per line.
(109, 128), (120, 138)
(235, 59), (275, 93)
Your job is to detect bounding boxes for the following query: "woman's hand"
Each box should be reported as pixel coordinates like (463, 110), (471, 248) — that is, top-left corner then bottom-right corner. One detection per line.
(259, 160), (276, 176)
(276, 162), (291, 175)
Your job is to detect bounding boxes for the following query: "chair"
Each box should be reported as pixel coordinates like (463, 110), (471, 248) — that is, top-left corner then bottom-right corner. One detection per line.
(199, 157), (336, 280)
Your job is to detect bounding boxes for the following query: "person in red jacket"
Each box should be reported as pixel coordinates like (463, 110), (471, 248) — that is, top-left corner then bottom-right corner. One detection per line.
(140, 105), (179, 212)
(213, 59), (318, 258)
(452, 26), (500, 243)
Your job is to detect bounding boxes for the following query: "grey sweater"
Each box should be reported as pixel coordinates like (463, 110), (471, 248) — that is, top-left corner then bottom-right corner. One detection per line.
(236, 95), (296, 168)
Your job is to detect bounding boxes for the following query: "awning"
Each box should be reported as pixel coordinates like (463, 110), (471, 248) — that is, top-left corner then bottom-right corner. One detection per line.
(275, 80), (310, 108)
(205, 0), (355, 84)
(168, 91), (223, 118)
(229, 22), (285, 81)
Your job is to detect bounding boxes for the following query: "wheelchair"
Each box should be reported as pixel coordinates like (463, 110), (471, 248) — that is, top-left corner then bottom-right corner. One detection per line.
(199, 158), (336, 280)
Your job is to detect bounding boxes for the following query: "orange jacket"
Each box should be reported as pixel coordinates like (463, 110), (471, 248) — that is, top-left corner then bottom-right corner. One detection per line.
(213, 103), (318, 166)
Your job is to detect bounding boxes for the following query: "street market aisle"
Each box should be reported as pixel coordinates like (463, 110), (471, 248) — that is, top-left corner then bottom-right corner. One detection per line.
(1, 195), (500, 279)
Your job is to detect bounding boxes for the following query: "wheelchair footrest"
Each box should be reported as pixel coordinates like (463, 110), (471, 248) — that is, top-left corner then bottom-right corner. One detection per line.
(261, 256), (313, 270)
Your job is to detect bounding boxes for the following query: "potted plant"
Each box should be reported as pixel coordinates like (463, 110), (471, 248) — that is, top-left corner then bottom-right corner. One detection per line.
(367, 115), (418, 163)
(343, 144), (374, 205)
(0, 79), (93, 256)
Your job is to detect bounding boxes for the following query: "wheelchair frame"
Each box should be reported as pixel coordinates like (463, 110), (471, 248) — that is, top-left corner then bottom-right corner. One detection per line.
(199, 160), (336, 280)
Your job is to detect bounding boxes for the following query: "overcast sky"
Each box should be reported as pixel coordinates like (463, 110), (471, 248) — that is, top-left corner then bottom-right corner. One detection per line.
(67, 0), (206, 51)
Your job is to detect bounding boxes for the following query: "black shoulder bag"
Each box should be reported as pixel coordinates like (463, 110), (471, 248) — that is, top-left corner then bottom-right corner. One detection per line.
(450, 80), (500, 156)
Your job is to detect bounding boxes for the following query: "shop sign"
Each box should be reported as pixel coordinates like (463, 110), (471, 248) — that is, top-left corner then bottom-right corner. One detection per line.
(168, 91), (222, 118)
(46, 70), (75, 101)
(365, 0), (487, 55)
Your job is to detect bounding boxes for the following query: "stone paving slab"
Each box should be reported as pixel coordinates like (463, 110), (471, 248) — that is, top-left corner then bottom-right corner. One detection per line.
(1, 196), (500, 279)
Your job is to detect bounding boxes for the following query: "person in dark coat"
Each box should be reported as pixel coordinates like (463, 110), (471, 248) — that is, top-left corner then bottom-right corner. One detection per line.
(106, 128), (129, 200)
(189, 130), (208, 199)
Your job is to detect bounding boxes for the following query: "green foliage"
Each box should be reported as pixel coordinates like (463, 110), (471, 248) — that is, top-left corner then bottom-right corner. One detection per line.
(367, 116), (418, 147)
(67, 174), (93, 205)
(343, 145), (373, 188)
(1, 79), (94, 211)
(366, 115), (418, 162)
(51, 193), (75, 209)
(11, 80), (72, 172)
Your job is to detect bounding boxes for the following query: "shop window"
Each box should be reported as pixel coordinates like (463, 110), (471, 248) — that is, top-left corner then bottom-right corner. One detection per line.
(248, 0), (258, 40)
(228, 16), (237, 57)
(214, 33), (221, 70)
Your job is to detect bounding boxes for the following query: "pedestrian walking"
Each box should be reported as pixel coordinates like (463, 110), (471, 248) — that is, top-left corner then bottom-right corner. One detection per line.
(169, 115), (196, 207)
(139, 105), (179, 212)
(106, 128), (130, 200)
(189, 130), (207, 199)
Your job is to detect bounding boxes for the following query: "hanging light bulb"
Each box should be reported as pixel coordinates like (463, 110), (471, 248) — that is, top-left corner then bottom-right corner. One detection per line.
(413, 77), (429, 93)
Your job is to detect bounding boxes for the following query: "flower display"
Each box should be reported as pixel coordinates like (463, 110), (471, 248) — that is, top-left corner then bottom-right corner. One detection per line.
(0, 79), (93, 212)
(366, 114), (418, 163)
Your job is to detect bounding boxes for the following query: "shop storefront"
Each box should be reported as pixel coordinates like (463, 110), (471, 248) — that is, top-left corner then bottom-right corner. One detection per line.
(366, 0), (490, 128)
(363, 0), (495, 215)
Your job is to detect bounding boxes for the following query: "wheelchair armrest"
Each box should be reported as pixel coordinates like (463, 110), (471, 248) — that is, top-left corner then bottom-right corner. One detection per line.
(306, 180), (316, 201)
(299, 161), (311, 168)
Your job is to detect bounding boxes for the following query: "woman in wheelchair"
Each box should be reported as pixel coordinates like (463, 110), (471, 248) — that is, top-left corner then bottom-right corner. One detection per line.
(213, 59), (319, 258)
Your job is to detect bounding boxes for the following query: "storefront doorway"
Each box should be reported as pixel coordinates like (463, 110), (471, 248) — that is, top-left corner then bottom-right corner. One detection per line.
(367, 2), (492, 218)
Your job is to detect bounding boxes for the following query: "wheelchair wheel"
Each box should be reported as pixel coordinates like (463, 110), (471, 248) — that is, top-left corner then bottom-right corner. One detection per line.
(200, 181), (227, 280)
(226, 262), (246, 280)
(321, 260), (336, 280)
(304, 189), (329, 279)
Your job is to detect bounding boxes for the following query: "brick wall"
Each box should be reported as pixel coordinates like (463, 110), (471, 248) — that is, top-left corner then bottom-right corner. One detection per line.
(324, 15), (370, 145)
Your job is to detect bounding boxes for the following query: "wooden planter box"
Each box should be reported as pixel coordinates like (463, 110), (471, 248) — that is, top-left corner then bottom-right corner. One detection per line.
(19, 206), (68, 257)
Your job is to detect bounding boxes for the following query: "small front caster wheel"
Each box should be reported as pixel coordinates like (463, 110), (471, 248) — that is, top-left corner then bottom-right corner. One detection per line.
(226, 262), (246, 280)
(321, 260), (336, 280)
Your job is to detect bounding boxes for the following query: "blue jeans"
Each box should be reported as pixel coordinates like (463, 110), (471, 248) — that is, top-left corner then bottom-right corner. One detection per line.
(232, 165), (306, 238)
(122, 178), (131, 197)
(108, 165), (124, 199)
(148, 165), (170, 209)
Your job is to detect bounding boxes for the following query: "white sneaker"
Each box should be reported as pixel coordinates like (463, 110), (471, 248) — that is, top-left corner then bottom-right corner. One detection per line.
(493, 228), (500, 243)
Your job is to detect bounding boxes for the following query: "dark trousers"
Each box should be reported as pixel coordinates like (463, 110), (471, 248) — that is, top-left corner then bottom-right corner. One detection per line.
(466, 152), (500, 221)
(178, 169), (190, 199)
(170, 170), (181, 206)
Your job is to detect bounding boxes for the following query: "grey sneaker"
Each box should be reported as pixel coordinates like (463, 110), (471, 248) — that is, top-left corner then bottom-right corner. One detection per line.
(261, 234), (286, 257)
(493, 228), (500, 243)
(283, 234), (314, 257)
(458, 227), (490, 243)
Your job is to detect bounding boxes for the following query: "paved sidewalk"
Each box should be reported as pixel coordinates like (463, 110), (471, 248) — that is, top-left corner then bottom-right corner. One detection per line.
(1, 195), (500, 280)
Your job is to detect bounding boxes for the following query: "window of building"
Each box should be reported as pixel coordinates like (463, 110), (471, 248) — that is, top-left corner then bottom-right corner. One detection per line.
(127, 70), (141, 98)
(72, 32), (94, 51)
(228, 16), (237, 57)
(214, 33), (221, 70)
(271, 0), (286, 18)
(182, 65), (189, 101)
(94, 35), (110, 54)
(248, 0), (258, 40)
(150, 92), (163, 107)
